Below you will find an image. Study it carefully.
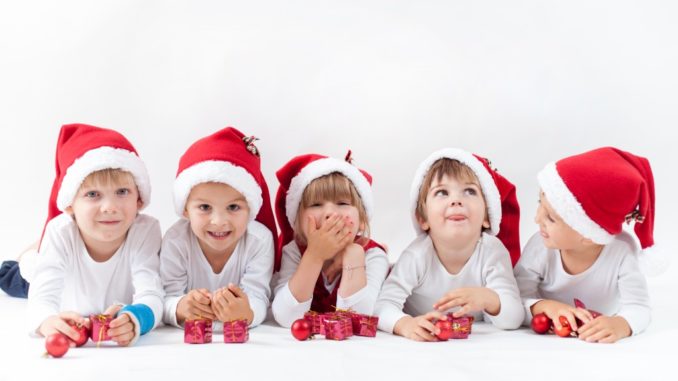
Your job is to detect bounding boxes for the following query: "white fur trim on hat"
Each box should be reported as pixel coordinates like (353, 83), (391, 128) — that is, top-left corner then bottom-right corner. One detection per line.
(537, 161), (614, 244)
(285, 157), (373, 227)
(410, 148), (502, 235)
(173, 160), (262, 219)
(56, 146), (151, 211)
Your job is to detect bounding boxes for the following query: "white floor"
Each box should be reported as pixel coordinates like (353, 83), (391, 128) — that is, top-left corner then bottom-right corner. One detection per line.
(1, 264), (676, 381)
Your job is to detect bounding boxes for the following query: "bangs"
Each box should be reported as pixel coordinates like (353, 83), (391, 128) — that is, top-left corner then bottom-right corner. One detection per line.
(300, 172), (357, 207)
(428, 158), (479, 187)
(81, 168), (135, 188)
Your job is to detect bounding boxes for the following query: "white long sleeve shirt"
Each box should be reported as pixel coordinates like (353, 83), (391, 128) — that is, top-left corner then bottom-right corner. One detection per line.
(160, 219), (274, 330)
(514, 231), (651, 335)
(271, 240), (389, 328)
(375, 233), (524, 333)
(27, 213), (164, 334)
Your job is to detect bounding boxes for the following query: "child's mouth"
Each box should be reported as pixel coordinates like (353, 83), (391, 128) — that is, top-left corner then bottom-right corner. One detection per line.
(208, 231), (231, 240)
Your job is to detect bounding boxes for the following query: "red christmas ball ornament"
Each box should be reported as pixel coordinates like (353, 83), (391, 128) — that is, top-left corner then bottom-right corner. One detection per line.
(45, 333), (70, 358)
(531, 313), (552, 334)
(434, 319), (453, 341)
(69, 323), (90, 347)
(554, 316), (572, 338)
(291, 319), (312, 341)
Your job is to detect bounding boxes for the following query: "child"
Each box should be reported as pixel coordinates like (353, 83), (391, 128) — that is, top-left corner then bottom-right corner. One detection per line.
(27, 123), (163, 346)
(271, 152), (389, 328)
(160, 127), (277, 330)
(514, 147), (653, 343)
(375, 148), (524, 341)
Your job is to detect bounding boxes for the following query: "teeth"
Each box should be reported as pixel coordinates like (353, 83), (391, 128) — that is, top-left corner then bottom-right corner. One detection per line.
(210, 232), (229, 237)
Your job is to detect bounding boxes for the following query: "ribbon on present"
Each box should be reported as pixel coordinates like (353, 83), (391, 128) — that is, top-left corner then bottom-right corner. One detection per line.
(304, 311), (326, 335)
(445, 314), (474, 339)
(349, 313), (379, 337)
(89, 314), (113, 346)
(223, 320), (249, 343)
(323, 317), (352, 341)
(184, 318), (213, 344)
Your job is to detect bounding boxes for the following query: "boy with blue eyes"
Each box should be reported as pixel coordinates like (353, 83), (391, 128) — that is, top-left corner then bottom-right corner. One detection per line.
(375, 149), (524, 341)
(160, 128), (277, 331)
(28, 123), (163, 346)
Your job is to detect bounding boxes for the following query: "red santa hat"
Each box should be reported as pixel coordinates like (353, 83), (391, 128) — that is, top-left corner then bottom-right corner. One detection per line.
(173, 127), (277, 248)
(40, 123), (151, 248)
(274, 152), (374, 271)
(538, 147), (655, 251)
(410, 148), (521, 266)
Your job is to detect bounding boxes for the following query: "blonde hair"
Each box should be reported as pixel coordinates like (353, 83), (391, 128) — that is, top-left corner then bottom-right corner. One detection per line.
(415, 158), (488, 225)
(80, 168), (138, 195)
(294, 172), (370, 245)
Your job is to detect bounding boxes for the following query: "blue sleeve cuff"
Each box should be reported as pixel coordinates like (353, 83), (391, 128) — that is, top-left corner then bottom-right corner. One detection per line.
(120, 304), (155, 335)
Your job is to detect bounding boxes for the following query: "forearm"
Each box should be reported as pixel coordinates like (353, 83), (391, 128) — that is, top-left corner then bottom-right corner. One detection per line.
(287, 252), (324, 302)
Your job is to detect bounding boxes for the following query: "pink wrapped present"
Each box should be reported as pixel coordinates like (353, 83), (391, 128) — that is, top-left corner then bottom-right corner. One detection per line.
(304, 311), (326, 335)
(445, 314), (474, 339)
(349, 313), (378, 337)
(323, 314), (353, 340)
(184, 318), (213, 344)
(223, 320), (249, 343)
(89, 314), (113, 343)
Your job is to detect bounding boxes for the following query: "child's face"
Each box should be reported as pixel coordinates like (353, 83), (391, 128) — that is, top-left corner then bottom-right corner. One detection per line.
(418, 174), (489, 245)
(535, 192), (587, 250)
(184, 182), (250, 259)
(298, 199), (362, 242)
(66, 174), (141, 255)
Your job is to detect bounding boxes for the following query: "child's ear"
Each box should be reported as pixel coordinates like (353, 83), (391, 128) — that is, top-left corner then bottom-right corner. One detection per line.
(482, 218), (491, 229)
(182, 208), (189, 219)
(416, 214), (430, 232)
(65, 206), (75, 217)
(581, 237), (595, 246)
(137, 198), (144, 210)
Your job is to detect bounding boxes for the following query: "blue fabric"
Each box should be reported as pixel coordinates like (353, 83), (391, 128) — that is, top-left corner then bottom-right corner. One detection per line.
(0, 261), (29, 298)
(120, 304), (155, 335)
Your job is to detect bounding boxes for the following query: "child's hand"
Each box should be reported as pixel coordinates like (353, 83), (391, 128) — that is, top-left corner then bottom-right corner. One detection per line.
(433, 287), (501, 316)
(304, 214), (354, 261)
(577, 315), (630, 343)
(104, 304), (135, 347)
(176, 288), (216, 324)
(38, 311), (88, 343)
(211, 284), (254, 324)
(531, 299), (593, 331)
(393, 311), (447, 342)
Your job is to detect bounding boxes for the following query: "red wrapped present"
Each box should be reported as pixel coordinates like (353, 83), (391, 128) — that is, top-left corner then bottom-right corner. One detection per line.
(349, 313), (378, 337)
(445, 314), (473, 339)
(304, 311), (326, 335)
(184, 318), (213, 344)
(323, 314), (353, 340)
(223, 320), (249, 343)
(89, 314), (113, 343)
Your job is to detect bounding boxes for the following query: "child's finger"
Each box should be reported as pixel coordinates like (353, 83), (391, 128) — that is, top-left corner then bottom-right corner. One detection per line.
(415, 326), (438, 342)
(228, 284), (246, 298)
(54, 319), (81, 342)
(575, 307), (593, 323)
(583, 327), (610, 343)
(58, 311), (86, 326)
(434, 297), (463, 311)
(103, 304), (123, 316)
(109, 313), (131, 329)
(193, 301), (217, 319)
(193, 290), (212, 305)
(423, 310), (446, 322)
(197, 288), (212, 300)
(452, 305), (472, 318)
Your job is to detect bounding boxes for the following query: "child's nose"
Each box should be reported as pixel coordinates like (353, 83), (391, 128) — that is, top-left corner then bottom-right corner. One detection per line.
(210, 212), (229, 226)
(322, 204), (338, 219)
(100, 198), (117, 213)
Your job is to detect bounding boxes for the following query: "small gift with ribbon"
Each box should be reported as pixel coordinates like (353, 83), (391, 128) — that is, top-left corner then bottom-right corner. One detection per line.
(323, 314), (353, 341)
(445, 314), (474, 339)
(304, 311), (326, 335)
(89, 314), (113, 343)
(349, 313), (379, 337)
(223, 320), (249, 343)
(184, 318), (213, 344)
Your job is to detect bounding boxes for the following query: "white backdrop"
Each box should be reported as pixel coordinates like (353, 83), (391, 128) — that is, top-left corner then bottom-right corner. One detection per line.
(1, 1), (677, 379)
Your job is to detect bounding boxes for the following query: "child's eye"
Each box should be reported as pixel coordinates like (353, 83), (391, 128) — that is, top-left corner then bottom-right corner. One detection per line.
(85, 191), (99, 198)
(309, 203), (321, 208)
(227, 204), (241, 212)
(198, 204), (211, 212)
(337, 200), (351, 206)
(116, 188), (130, 196)
(463, 188), (477, 196)
(434, 189), (448, 197)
